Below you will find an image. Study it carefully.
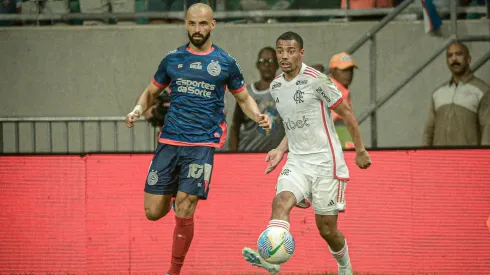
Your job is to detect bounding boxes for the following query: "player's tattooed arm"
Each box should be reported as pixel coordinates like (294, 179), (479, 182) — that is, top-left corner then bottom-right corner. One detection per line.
(233, 87), (272, 129)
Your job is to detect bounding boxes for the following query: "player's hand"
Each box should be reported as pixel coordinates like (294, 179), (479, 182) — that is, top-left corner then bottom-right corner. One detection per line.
(125, 109), (141, 128)
(265, 149), (285, 174)
(258, 114), (272, 130)
(355, 150), (372, 169)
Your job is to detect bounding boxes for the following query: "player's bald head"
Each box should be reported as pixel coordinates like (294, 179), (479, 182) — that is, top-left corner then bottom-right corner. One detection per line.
(185, 3), (216, 49)
(186, 3), (214, 21)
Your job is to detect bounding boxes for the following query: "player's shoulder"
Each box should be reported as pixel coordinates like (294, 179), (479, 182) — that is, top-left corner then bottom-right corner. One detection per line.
(302, 65), (323, 80)
(161, 45), (187, 60)
(213, 44), (239, 63)
(300, 65), (332, 86)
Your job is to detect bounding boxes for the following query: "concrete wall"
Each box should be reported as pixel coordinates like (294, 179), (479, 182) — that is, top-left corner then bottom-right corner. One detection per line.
(1, 19), (489, 152)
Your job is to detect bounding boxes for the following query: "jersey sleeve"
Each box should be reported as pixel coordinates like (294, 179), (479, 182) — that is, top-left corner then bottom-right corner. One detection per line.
(152, 56), (171, 89)
(227, 56), (246, 94)
(313, 74), (343, 109)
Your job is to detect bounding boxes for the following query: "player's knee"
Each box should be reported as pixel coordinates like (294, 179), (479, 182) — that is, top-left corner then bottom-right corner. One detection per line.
(144, 204), (171, 221)
(175, 193), (199, 218)
(316, 215), (339, 241)
(145, 206), (163, 221)
(319, 226), (339, 241)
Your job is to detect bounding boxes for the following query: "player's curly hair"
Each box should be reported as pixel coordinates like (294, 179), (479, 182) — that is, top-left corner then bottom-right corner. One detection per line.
(146, 91), (171, 127)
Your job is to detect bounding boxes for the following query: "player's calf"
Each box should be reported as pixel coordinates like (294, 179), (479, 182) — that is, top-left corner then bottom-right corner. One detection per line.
(271, 190), (297, 221)
(167, 191), (199, 275)
(315, 214), (352, 273)
(315, 214), (344, 249)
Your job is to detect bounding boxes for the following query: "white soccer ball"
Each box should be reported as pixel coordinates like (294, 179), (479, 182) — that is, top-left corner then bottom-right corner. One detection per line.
(257, 226), (295, 264)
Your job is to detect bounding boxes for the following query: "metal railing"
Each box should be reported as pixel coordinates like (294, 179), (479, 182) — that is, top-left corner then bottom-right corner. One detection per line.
(341, 0), (490, 147)
(0, 117), (159, 154)
(344, 0), (417, 147)
(356, 36), (490, 126)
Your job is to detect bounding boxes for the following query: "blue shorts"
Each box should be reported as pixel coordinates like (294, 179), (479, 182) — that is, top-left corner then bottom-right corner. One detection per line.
(144, 143), (215, 200)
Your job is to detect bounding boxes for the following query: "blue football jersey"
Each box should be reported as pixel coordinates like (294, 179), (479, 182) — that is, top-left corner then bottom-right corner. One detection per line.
(152, 44), (246, 148)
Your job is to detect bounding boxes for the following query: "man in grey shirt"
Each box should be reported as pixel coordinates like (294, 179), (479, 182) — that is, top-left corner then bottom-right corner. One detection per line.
(229, 46), (285, 152)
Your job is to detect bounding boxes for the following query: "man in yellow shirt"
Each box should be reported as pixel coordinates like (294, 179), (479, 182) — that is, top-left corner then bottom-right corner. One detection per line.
(329, 52), (358, 149)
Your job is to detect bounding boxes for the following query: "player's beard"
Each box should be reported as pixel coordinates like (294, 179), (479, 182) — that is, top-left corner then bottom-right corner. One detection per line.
(188, 32), (211, 49)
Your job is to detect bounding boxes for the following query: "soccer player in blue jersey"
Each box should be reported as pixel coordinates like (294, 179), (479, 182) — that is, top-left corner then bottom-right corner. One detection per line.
(124, 3), (271, 275)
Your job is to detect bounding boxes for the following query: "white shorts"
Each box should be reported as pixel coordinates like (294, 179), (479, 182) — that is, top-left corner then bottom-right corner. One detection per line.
(275, 159), (347, 215)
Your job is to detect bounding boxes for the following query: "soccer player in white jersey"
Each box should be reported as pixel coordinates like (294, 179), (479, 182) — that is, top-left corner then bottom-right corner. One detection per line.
(241, 31), (372, 275)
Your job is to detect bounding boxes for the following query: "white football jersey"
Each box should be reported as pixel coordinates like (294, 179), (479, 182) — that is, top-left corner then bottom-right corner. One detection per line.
(270, 63), (349, 180)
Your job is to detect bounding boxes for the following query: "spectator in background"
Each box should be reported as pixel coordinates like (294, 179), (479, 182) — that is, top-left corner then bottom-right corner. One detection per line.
(285, 0), (338, 22)
(147, 0), (206, 24)
(342, 0), (393, 21)
(341, 0), (392, 9)
(21, 0), (69, 25)
(461, 0), (487, 19)
(329, 52), (357, 149)
(228, 46), (285, 152)
(238, 0), (293, 11)
(0, 0), (21, 26)
(79, 0), (134, 25)
(423, 42), (490, 146)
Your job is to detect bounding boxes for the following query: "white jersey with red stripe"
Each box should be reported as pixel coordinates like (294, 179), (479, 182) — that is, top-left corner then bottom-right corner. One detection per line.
(269, 63), (349, 180)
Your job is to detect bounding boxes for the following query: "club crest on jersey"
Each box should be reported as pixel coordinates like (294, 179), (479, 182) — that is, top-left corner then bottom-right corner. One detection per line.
(293, 90), (304, 104)
(207, 61), (221, 76)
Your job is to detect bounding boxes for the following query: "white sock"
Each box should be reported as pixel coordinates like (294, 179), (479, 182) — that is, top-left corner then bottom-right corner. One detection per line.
(329, 239), (350, 267)
(268, 219), (290, 231)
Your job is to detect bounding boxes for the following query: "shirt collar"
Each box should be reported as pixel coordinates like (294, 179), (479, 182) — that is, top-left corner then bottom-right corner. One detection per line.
(449, 73), (474, 86)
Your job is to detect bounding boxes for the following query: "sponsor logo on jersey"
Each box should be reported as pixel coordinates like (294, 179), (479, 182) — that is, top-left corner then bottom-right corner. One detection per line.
(296, 79), (308, 85)
(283, 115), (310, 130)
(316, 87), (331, 103)
(176, 78), (216, 97)
(190, 62), (202, 70)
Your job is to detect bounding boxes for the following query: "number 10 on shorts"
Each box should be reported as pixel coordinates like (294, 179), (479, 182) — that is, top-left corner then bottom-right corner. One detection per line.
(188, 163), (212, 190)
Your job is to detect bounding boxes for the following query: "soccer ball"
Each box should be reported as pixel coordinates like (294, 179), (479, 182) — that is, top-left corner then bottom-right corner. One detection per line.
(257, 226), (295, 264)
